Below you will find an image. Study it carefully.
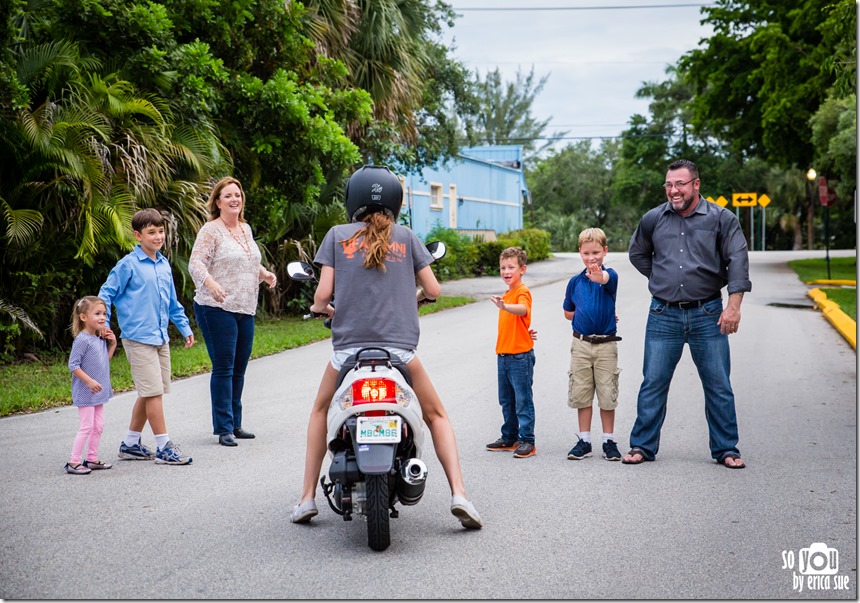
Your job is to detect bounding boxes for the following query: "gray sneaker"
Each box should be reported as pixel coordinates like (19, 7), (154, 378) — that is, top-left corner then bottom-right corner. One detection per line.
(154, 441), (192, 465)
(290, 499), (319, 524)
(118, 441), (155, 460)
(451, 495), (483, 529)
(513, 441), (536, 458)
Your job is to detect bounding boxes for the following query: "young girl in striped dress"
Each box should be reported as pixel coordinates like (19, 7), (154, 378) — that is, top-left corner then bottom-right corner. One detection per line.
(65, 296), (117, 474)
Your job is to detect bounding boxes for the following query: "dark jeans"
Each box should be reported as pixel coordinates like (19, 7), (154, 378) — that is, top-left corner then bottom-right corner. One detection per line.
(629, 297), (740, 461)
(194, 302), (255, 436)
(497, 350), (536, 444)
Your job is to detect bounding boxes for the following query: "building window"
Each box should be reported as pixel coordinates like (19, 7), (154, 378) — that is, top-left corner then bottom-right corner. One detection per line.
(430, 182), (443, 210)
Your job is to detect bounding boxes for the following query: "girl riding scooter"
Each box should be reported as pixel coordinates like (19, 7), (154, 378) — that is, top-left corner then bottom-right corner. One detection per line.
(290, 165), (482, 530)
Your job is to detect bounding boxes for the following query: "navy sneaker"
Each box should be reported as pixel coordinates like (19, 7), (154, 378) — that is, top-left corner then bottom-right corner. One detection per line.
(602, 439), (622, 461)
(118, 441), (155, 460)
(155, 441), (192, 465)
(567, 438), (593, 460)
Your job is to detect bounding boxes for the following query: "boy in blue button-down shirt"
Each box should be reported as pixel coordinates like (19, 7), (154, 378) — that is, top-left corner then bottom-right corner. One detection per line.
(562, 228), (622, 462)
(99, 208), (196, 465)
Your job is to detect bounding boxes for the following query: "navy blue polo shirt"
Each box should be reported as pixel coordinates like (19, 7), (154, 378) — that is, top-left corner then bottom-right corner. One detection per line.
(562, 267), (618, 336)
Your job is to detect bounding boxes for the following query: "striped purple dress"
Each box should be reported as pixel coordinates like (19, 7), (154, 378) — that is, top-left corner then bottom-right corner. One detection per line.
(68, 332), (112, 406)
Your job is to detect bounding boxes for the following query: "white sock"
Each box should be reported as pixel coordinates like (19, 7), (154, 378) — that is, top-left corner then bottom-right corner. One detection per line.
(155, 434), (170, 450)
(124, 430), (142, 447)
(578, 431), (591, 443)
(603, 432), (615, 443)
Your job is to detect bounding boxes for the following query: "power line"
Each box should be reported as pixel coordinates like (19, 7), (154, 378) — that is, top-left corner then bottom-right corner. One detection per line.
(454, 3), (713, 10)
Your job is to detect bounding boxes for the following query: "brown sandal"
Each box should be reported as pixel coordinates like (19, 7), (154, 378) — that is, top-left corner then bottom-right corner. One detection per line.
(621, 448), (649, 464)
(717, 453), (746, 469)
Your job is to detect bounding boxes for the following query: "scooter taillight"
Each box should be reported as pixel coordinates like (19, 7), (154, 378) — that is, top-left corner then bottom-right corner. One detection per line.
(352, 379), (397, 417)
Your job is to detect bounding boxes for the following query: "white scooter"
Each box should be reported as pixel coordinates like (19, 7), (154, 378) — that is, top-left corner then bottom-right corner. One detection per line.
(286, 241), (445, 551)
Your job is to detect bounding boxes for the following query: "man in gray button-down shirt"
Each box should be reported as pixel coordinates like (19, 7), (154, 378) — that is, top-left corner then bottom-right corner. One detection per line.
(623, 159), (751, 469)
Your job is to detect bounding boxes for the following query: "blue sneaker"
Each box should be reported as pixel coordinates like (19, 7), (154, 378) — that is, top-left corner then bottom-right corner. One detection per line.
(118, 440), (155, 460)
(602, 439), (622, 461)
(567, 438), (593, 460)
(155, 441), (192, 465)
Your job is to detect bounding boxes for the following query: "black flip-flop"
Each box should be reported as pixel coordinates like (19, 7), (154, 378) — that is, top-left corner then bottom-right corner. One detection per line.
(717, 453), (746, 469)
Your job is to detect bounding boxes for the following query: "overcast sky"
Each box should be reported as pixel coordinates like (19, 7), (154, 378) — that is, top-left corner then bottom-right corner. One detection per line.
(443, 1), (715, 146)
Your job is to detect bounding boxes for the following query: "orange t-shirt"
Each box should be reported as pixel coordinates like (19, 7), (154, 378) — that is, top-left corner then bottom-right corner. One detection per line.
(496, 283), (533, 354)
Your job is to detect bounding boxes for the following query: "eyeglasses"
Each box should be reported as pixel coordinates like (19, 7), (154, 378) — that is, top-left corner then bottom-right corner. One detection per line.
(663, 178), (697, 190)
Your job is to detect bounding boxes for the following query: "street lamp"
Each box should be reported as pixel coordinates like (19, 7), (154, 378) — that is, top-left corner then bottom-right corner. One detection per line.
(805, 168), (816, 250)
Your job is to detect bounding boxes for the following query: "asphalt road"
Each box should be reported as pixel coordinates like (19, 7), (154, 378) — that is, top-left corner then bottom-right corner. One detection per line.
(0, 250), (855, 600)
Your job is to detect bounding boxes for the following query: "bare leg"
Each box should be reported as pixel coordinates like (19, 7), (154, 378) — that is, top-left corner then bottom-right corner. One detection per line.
(600, 408), (615, 436)
(577, 406), (593, 433)
(128, 395), (164, 435)
(407, 356), (467, 499)
(145, 395), (166, 435)
(298, 364), (339, 503)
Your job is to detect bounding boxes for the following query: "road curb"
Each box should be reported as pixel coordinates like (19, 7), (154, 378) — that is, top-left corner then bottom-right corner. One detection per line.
(807, 288), (857, 349)
(806, 279), (857, 286)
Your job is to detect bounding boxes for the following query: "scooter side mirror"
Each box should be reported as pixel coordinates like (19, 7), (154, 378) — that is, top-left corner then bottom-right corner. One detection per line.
(425, 241), (447, 261)
(287, 261), (317, 281)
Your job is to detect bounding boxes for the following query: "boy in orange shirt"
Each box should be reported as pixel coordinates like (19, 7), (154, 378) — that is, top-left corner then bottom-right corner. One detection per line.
(487, 247), (536, 458)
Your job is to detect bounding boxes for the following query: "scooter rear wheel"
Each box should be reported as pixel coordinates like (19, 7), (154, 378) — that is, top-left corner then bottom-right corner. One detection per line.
(365, 474), (391, 551)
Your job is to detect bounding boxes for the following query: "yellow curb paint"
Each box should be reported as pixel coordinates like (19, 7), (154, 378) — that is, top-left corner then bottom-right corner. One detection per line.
(808, 288), (857, 349)
(806, 279), (857, 286)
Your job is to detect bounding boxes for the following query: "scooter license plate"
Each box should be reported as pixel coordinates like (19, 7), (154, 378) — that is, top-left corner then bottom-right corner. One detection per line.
(356, 415), (402, 444)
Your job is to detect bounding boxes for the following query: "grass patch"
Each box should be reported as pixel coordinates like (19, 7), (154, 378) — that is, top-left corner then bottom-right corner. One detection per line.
(0, 296), (474, 417)
(819, 287), (857, 321)
(788, 256), (856, 282)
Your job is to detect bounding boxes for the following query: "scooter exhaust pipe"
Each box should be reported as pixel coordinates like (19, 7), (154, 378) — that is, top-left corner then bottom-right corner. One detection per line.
(397, 458), (427, 505)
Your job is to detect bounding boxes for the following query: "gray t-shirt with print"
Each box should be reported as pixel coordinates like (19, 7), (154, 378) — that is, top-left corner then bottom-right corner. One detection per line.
(314, 222), (434, 351)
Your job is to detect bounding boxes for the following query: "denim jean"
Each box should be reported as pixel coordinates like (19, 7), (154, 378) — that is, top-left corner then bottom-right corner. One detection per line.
(629, 297), (740, 461)
(497, 350), (536, 444)
(194, 302), (255, 435)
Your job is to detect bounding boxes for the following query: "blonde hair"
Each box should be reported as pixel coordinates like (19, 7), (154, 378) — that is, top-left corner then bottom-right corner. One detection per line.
(345, 211), (394, 271)
(500, 246), (527, 267)
(70, 296), (106, 337)
(578, 227), (607, 249)
(206, 177), (246, 222)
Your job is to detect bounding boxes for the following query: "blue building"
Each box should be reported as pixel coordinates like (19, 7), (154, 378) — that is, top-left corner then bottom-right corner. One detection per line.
(400, 145), (530, 241)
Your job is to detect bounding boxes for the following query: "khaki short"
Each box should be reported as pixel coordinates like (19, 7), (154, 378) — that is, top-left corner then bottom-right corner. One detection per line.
(122, 339), (171, 397)
(567, 336), (620, 410)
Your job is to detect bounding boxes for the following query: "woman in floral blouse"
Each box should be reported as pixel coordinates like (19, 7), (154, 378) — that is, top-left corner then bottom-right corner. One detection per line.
(189, 177), (277, 447)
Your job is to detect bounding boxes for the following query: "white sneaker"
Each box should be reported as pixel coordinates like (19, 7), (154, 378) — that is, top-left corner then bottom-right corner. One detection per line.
(290, 499), (319, 524)
(451, 495), (483, 529)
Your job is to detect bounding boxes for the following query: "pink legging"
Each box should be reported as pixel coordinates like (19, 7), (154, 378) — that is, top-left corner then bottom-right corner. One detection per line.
(70, 405), (105, 464)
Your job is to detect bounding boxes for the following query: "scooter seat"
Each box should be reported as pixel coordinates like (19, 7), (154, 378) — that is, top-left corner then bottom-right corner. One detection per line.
(335, 347), (413, 389)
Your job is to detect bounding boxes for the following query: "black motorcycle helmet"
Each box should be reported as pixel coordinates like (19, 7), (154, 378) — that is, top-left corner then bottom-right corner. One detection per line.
(344, 165), (403, 222)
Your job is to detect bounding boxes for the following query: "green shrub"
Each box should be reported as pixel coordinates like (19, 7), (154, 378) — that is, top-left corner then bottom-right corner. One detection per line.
(501, 228), (552, 261)
(425, 225), (478, 280)
(474, 241), (505, 276)
(424, 225), (552, 280)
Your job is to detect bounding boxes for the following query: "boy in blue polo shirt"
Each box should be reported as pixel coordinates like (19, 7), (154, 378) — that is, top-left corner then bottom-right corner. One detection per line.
(563, 228), (622, 461)
(99, 208), (196, 465)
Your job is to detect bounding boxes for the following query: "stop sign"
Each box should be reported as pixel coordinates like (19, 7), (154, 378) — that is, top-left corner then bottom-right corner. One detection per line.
(818, 177), (837, 207)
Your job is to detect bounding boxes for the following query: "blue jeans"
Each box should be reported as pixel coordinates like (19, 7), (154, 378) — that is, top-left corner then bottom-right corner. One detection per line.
(629, 297), (740, 461)
(497, 350), (536, 444)
(194, 302), (255, 436)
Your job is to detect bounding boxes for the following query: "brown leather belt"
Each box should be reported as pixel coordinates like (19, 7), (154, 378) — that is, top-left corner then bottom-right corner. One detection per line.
(573, 331), (622, 344)
(656, 292), (721, 309)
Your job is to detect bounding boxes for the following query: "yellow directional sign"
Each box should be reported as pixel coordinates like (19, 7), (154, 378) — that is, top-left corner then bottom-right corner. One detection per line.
(706, 195), (729, 207)
(758, 194), (771, 207)
(733, 193), (757, 207)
